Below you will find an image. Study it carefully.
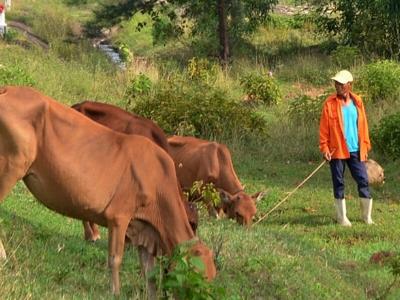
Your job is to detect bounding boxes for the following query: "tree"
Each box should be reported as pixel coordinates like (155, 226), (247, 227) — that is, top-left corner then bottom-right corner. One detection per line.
(88, 0), (278, 66)
(310, 0), (400, 59)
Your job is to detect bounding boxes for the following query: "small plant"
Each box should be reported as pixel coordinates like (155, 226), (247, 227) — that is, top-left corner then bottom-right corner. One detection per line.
(3, 28), (18, 42)
(371, 113), (400, 159)
(0, 64), (36, 86)
(240, 73), (282, 106)
(117, 42), (133, 63)
(330, 46), (362, 69)
(151, 242), (225, 299)
(187, 57), (219, 84)
(186, 180), (221, 215)
(125, 73), (152, 98)
(358, 60), (400, 102)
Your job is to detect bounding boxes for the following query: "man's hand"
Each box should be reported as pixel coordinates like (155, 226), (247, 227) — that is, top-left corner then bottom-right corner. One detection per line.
(323, 151), (332, 161)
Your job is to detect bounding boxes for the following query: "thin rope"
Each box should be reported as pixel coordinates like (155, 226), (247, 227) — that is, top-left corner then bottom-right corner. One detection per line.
(254, 150), (335, 226)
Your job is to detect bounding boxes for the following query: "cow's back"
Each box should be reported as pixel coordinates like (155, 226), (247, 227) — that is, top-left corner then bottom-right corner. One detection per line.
(72, 101), (169, 153)
(167, 135), (243, 193)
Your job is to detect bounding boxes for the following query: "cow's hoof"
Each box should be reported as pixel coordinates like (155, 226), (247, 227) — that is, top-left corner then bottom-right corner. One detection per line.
(85, 234), (101, 242)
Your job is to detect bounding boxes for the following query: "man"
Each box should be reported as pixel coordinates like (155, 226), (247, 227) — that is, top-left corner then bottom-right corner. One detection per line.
(319, 70), (374, 226)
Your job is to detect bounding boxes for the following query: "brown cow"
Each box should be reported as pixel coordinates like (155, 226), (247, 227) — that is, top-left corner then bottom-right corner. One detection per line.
(71, 101), (170, 153)
(71, 101), (198, 241)
(0, 86), (216, 297)
(167, 135), (264, 226)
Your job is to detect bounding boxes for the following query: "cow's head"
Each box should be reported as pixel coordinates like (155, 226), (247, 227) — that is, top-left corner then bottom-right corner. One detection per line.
(189, 241), (217, 281)
(220, 190), (264, 226)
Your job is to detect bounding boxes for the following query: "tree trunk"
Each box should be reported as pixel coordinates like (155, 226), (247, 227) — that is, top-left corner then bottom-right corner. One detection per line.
(217, 0), (229, 67)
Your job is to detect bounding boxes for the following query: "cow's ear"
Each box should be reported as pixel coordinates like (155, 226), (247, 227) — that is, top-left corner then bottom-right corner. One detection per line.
(219, 190), (232, 204)
(251, 191), (266, 202)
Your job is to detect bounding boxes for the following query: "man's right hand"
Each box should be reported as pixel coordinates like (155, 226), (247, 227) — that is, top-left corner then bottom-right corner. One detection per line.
(323, 151), (332, 161)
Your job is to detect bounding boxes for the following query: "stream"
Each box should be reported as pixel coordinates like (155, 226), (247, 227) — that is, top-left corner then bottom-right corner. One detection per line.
(96, 40), (126, 69)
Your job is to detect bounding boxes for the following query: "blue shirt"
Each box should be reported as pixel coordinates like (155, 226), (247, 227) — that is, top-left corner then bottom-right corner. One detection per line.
(341, 99), (359, 152)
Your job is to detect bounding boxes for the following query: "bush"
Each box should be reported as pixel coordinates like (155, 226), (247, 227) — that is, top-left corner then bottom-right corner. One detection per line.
(330, 46), (362, 69)
(0, 64), (36, 86)
(358, 60), (400, 102)
(371, 113), (400, 159)
(240, 73), (281, 106)
(288, 92), (328, 124)
(125, 73), (152, 98)
(187, 57), (219, 84)
(131, 79), (266, 138)
(151, 242), (225, 299)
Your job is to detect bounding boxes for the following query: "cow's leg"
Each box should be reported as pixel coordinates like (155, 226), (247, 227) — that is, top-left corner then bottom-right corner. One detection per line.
(138, 246), (157, 300)
(82, 221), (101, 242)
(107, 219), (129, 295)
(0, 159), (30, 260)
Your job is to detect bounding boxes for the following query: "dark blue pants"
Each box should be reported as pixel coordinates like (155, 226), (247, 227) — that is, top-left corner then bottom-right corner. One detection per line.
(329, 151), (371, 199)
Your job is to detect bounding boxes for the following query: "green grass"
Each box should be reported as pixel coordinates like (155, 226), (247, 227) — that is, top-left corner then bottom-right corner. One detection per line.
(1, 159), (400, 299)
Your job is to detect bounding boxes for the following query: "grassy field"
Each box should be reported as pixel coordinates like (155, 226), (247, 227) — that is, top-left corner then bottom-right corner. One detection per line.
(1, 1), (400, 299)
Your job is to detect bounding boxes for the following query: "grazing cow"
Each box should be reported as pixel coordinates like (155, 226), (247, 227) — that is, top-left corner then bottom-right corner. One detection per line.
(71, 101), (169, 153)
(167, 135), (264, 226)
(365, 159), (385, 187)
(0, 86), (216, 297)
(71, 101), (198, 241)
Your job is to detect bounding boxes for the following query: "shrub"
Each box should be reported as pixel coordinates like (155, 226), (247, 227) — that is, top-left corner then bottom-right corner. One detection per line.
(151, 242), (225, 299)
(288, 92), (328, 124)
(125, 73), (152, 98)
(371, 113), (400, 159)
(186, 180), (221, 213)
(0, 64), (36, 86)
(187, 57), (219, 84)
(131, 79), (266, 138)
(240, 73), (281, 106)
(117, 42), (133, 62)
(358, 60), (400, 102)
(330, 46), (362, 69)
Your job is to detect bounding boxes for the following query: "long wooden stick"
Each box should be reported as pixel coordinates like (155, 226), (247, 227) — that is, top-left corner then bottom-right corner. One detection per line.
(254, 155), (332, 226)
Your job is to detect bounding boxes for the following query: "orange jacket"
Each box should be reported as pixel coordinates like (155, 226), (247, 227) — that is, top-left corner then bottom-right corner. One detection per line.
(319, 92), (371, 161)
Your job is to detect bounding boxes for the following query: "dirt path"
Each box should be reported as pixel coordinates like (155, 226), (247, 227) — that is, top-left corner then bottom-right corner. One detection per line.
(8, 20), (49, 50)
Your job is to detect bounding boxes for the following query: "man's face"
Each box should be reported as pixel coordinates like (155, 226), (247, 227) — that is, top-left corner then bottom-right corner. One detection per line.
(334, 81), (351, 98)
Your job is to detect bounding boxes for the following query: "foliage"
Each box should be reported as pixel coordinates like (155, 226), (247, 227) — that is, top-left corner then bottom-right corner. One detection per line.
(131, 78), (267, 138)
(0, 64), (36, 86)
(288, 92), (327, 124)
(187, 180), (221, 213)
(2, 29), (18, 43)
(240, 73), (282, 106)
(358, 60), (400, 103)
(267, 13), (314, 30)
(117, 42), (133, 62)
(330, 45), (362, 69)
(151, 9), (183, 45)
(88, 0), (278, 57)
(371, 113), (400, 159)
(151, 242), (225, 299)
(125, 73), (152, 99)
(310, 0), (400, 59)
(187, 57), (219, 84)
